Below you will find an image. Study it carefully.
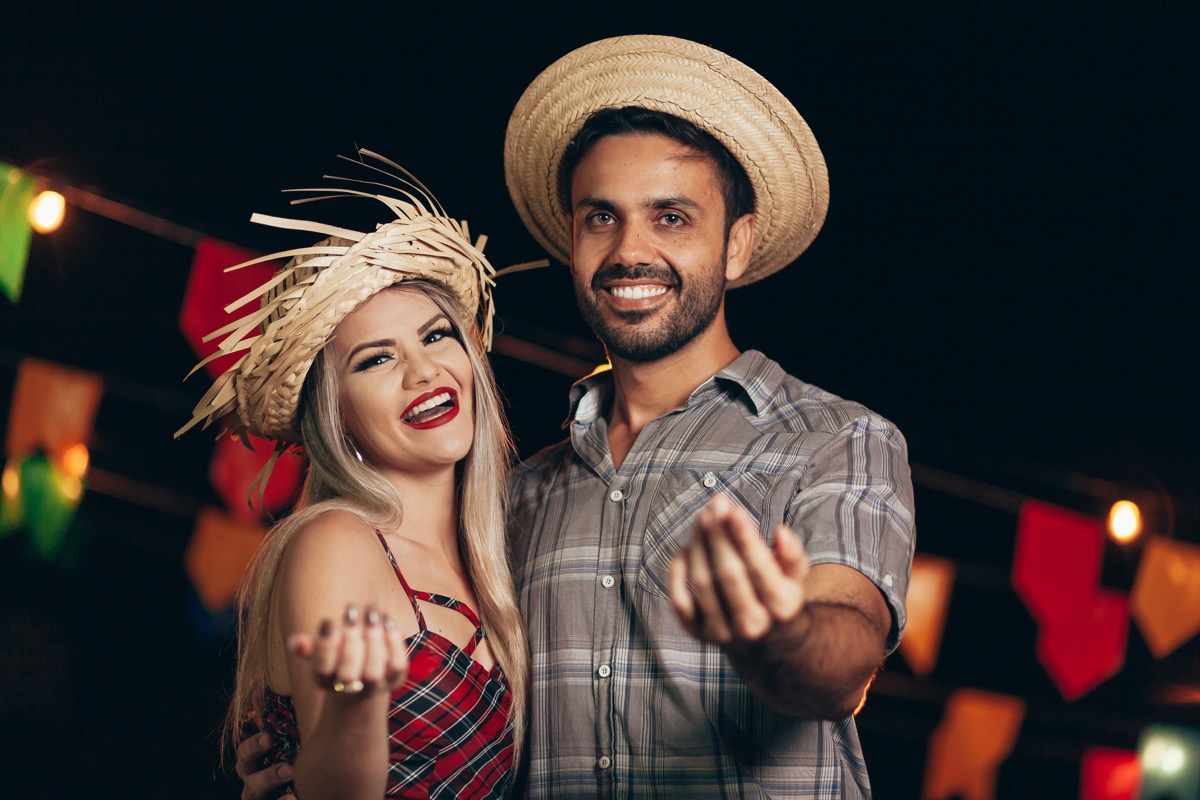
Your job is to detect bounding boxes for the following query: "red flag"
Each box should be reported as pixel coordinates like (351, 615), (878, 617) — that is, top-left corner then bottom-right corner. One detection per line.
(179, 237), (280, 379)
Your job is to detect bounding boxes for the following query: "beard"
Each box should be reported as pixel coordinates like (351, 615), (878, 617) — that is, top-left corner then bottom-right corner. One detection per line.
(574, 259), (727, 363)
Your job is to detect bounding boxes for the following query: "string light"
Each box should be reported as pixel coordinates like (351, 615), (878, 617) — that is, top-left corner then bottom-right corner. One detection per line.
(1108, 500), (1143, 543)
(29, 190), (66, 233)
(61, 443), (90, 478)
(2, 461), (19, 498)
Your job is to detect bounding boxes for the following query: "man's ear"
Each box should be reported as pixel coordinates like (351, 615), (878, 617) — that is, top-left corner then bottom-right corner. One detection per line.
(725, 213), (755, 282)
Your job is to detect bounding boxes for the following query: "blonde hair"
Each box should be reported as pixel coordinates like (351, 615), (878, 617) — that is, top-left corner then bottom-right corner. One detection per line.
(223, 280), (528, 767)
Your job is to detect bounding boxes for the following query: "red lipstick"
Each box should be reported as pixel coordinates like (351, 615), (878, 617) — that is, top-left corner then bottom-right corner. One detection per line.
(401, 387), (460, 430)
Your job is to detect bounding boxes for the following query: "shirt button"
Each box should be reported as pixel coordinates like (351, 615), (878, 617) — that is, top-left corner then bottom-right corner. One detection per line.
(703, 472), (718, 488)
(597, 664), (611, 678)
(598, 756), (612, 770)
(609, 489), (624, 502)
(601, 575), (616, 589)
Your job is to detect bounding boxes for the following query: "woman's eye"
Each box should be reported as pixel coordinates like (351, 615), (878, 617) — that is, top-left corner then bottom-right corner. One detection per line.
(424, 326), (458, 346)
(354, 353), (391, 372)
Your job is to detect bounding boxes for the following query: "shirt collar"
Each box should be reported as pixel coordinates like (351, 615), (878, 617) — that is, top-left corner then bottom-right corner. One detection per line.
(563, 350), (781, 427)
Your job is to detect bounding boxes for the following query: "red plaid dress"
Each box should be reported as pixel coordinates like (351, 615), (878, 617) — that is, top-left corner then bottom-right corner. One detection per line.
(260, 531), (515, 798)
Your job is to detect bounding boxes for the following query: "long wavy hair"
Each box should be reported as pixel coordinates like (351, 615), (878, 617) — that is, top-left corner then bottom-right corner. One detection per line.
(222, 279), (528, 767)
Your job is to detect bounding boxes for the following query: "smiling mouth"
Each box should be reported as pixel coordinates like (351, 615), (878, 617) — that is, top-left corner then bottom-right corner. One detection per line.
(608, 284), (669, 300)
(402, 389), (458, 427)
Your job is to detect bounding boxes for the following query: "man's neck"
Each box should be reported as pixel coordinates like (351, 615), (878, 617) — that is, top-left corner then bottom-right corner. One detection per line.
(605, 325), (740, 469)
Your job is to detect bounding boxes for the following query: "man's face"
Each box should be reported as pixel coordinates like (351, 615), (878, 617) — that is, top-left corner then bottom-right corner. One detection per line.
(568, 133), (746, 363)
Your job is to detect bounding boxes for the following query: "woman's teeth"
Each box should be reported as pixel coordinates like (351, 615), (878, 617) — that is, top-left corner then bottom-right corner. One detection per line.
(404, 392), (452, 422)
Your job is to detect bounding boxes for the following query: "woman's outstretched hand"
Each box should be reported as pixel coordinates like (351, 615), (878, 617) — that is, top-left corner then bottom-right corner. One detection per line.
(288, 604), (410, 698)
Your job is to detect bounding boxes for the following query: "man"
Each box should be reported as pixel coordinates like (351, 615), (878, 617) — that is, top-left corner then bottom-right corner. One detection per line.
(240, 34), (914, 799)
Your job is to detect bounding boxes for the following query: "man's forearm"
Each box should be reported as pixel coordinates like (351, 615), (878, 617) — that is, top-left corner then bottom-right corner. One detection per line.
(726, 600), (887, 719)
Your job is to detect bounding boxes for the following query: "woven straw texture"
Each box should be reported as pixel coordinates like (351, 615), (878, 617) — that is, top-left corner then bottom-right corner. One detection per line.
(504, 34), (830, 288)
(176, 151), (498, 444)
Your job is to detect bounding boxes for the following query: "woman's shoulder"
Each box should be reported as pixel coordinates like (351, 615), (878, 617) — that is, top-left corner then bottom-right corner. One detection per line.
(279, 506), (384, 571)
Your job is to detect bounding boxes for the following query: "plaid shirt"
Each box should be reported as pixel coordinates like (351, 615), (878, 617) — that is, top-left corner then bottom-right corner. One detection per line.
(509, 350), (915, 799)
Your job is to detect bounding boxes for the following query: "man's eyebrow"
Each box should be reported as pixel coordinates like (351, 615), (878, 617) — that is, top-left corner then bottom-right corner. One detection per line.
(649, 195), (701, 211)
(574, 196), (615, 213)
(575, 196), (701, 212)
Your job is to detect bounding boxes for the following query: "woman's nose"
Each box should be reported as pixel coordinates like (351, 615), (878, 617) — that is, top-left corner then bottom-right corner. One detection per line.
(402, 352), (441, 388)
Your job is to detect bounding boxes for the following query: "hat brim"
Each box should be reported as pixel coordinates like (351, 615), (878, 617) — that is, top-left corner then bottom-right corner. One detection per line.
(504, 34), (830, 288)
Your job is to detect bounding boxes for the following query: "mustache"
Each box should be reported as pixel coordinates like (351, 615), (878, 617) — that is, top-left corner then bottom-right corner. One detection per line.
(591, 264), (679, 290)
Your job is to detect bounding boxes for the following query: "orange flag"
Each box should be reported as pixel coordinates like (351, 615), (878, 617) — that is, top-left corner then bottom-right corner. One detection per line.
(1130, 535), (1200, 658)
(5, 358), (103, 461)
(185, 506), (266, 612)
(922, 688), (1026, 800)
(901, 553), (956, 677)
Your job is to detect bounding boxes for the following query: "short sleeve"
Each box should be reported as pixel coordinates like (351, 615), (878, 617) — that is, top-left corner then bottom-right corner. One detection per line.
(788, 415), (916, 654)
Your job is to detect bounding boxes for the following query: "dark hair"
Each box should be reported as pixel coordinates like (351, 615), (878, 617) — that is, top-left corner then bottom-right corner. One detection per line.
(557, 106), (756, 233)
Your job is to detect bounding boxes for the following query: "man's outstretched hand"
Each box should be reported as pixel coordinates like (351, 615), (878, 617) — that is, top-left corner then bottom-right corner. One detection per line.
(668, 493), (810, 645)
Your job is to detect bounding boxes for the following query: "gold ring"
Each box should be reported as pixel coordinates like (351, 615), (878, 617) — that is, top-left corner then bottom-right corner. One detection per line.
(332, 679), (365, 694)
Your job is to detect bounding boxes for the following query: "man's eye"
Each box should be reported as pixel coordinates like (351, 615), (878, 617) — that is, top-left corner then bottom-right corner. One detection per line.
(588, 211), (614, 225)
(660, 213), (684, 226)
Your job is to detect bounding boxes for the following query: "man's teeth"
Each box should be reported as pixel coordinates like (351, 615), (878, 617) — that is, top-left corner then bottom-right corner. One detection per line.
(404, 392), (452, 421)
(610, 285), (668, 299)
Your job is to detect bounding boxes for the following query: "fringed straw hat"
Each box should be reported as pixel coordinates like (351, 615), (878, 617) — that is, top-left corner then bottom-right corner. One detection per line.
(176, 149), (542, 445)
(504, 34), (830, 288)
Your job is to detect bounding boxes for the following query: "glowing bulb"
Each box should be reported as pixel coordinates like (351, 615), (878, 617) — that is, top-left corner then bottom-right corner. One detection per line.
(1142, 737), (1188, 774)
(58, 474), (83, 502)
(61, 443), (90, 478)
(1160, 744), (1185, 774)
(29, 190), (65, 233)
(1, 462), (18, 498)
(1143, 739), (1167, 768)
(1107, 500), (1142, 542)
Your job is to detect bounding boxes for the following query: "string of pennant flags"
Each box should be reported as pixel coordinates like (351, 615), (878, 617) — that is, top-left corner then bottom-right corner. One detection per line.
(3, 160), (1199, 800)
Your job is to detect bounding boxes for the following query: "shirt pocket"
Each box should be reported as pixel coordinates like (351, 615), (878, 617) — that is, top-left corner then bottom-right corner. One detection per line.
(635, 467), (773, 599)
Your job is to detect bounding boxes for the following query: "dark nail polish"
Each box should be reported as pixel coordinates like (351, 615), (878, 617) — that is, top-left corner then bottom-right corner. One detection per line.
(319, 619), (332, 637)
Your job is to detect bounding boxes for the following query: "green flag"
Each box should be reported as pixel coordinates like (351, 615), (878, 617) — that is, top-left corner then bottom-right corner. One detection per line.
(0, 163), (36, 303)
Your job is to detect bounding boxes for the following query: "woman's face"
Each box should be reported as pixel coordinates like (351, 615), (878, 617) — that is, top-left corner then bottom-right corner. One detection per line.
(328, 288), (475, 482)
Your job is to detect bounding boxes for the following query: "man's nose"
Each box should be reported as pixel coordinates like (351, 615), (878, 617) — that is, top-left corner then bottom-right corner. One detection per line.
(614, 220), (654, 267)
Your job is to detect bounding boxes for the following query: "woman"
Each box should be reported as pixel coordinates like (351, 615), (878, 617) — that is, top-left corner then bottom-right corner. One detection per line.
(177, 151), (530, 799)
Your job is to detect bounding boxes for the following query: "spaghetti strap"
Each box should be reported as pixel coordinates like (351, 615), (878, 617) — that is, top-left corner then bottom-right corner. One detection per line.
(373, 530), (485, 654)
(374, 529), (426, 632)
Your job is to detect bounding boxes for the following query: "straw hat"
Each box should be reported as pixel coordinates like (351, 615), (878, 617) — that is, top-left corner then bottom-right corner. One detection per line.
(176, 150), (513, 444)
(504, 34), (830, 288)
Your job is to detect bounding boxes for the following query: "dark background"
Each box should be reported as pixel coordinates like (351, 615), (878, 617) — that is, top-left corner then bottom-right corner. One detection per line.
(1, 2), (1196, 797)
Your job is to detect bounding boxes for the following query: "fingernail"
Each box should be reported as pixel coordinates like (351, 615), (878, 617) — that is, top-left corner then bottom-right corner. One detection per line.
(277, 763), (293, 779)
(366, 606), (380, 626)
(383, 613), (397, 632)
(319, 619), (332, 637)
(259, 732), (272, 747)
(345, 605), (360, 625)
